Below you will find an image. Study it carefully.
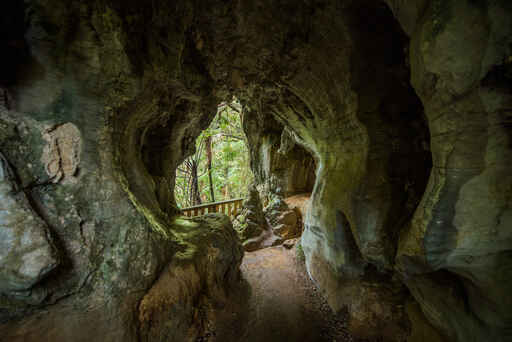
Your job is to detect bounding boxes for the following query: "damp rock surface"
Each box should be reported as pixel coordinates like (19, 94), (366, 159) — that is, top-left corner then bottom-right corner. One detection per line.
(233, 185), (267, 242)
(138, 214), (243, 342)
(0, 152), (58, 294)
(0, 0), (510, 341)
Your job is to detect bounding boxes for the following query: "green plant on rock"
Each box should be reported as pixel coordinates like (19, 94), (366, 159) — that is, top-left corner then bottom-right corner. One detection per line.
(295, 240), (305, 263)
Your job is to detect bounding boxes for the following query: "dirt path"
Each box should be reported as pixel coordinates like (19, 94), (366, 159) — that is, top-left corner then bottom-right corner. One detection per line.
(208, 242), (371, 342)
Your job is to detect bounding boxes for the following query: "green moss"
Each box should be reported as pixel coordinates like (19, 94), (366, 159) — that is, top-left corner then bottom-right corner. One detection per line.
(118, 172), (172, 239)
(111, 129), (177, 241)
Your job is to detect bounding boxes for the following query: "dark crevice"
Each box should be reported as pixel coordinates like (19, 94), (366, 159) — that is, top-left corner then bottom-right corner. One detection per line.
(0, 1), (28, 88)
(347, 0), (433, 269)
(481, 61), (512, 93)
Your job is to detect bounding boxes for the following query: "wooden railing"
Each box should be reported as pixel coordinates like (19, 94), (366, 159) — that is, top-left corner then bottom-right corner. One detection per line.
(181, 198), (244, 218)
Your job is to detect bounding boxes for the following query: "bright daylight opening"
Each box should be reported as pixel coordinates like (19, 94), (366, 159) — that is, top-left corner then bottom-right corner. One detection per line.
(174, 98), (252, 211)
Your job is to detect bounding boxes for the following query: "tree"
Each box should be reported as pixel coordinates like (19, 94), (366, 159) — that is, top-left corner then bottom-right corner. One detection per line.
(205, 135), (215, 202)
(175, 136), (206, 207)
(174, 98), (253, 208)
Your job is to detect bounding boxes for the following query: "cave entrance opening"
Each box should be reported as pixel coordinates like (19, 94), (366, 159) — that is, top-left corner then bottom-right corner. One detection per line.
(174, 98), (253, 213)
(174, 97), (317, 250)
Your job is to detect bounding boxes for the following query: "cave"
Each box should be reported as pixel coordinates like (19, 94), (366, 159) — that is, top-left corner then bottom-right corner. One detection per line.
(0, 0), (511, 342)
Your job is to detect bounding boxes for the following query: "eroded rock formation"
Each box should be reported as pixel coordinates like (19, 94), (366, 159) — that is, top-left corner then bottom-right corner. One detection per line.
(233, 186), (266, 241)
(138, 214), (243, 341)
(0, 152), (58, 296)
(243, 108), (316, 201)
(242, 108), (315, 245)
(264, 195), (302, 240)
(0, 0), (510, 341)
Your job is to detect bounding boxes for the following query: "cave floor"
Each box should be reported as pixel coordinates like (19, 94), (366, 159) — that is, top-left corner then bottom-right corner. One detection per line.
(205, 242), (377, 342)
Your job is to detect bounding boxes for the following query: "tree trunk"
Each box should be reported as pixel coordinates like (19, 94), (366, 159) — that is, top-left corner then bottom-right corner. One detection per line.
(206, 136), (215, 202)
(190, 160), (202, 206)
(224, 165), (229, 198)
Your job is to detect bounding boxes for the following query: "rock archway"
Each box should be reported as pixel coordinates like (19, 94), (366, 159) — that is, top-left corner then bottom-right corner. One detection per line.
(0, 1), (511, 341)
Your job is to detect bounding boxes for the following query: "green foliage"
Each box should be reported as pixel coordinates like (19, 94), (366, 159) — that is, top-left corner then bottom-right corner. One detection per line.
(174, 99), (253, 208)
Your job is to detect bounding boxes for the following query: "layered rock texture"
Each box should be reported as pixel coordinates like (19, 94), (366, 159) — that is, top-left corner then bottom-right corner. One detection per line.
(0, 152), (58, 295)
(138, 214), (243, 342)
(243, 109), (316, 200)
(233, 186), (267, 243)
(0, 0), (511, 341)
(264, 195), (302, 240)
(234, 185), (288, 251)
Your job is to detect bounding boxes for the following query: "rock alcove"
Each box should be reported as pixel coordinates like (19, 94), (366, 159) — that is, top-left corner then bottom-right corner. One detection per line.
(0, 0), (511, 341)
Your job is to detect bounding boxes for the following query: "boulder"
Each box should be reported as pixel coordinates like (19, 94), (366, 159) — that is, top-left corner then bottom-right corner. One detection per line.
(271, 209), (300, 239)
(0, 153), (58, 295)
(264, 195), (302, 240)
(138, 214), (243, 341)
(233, 185), (267, 242)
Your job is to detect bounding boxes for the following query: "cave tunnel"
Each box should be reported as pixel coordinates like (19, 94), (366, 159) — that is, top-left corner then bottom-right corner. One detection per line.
(0, 0), (511, 341)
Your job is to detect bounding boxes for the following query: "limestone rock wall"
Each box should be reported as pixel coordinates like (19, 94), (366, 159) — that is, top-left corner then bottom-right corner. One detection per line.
(138, 215), (243, 342)
(391, 1), (512, 340)
(233, 185), (267, 243)
(0, 1), (242, 341)
(0, 152), (58, 295)
(0, 0), (510, 341)
(219, 0), (510, 340)
(243, 108), (316, 200)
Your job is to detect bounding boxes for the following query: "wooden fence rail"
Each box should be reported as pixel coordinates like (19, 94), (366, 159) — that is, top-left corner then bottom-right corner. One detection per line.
(181, 198), (244, 218)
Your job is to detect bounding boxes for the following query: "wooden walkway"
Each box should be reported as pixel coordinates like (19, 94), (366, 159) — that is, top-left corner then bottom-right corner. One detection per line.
(181, 198), (243, 218)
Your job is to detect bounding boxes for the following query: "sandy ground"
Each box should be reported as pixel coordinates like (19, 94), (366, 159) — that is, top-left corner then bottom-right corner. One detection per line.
(284, 193), (311, 218)
(203, 242), (378, 342)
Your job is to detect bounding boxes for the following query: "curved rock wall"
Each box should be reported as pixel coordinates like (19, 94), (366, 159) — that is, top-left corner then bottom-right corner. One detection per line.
(0, 0), (510, 341)
(0, 1), (242, 341)
(390, 0), (512, 340)
(243, 108), (316, 200)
